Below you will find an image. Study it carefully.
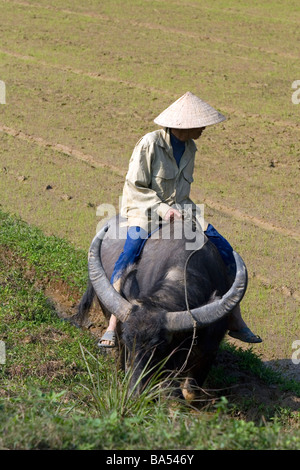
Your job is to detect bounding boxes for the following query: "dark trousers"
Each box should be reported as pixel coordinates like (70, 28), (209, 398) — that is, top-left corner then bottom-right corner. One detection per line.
(111, 224), (235, 284)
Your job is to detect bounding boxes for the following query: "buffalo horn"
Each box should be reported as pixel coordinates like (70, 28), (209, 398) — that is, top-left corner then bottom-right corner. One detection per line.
(164, 250), (248, 332)
(88, 225), (132, 322)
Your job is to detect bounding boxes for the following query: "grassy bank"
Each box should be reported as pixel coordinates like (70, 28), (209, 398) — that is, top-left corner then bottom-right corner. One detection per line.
(0, 209), (299, 450)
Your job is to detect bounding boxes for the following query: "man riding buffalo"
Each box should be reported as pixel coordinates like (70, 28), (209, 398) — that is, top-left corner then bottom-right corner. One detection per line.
(99, 91), (262, 348)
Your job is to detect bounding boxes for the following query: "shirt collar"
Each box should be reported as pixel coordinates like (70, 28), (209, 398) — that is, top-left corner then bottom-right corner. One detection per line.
(158, 128), (197, 152)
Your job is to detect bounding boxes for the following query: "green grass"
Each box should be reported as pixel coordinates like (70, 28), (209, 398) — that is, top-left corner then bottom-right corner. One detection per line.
(0, 209), (299, 450)
(0, 208), (88, 292)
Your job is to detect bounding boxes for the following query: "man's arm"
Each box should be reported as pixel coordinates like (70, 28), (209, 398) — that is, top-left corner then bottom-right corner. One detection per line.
(121, 140), (173, 227)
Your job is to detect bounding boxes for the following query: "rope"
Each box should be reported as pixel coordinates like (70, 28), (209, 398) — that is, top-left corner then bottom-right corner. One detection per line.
(179, 215), (208, 373)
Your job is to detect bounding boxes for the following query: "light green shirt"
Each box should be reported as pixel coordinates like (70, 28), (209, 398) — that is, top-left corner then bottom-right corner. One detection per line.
(121, 128), (206, 232)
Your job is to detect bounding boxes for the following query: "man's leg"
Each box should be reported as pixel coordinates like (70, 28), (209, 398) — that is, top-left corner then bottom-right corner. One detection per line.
(99, 226), (148, 347)
(205, 224), (262, 343)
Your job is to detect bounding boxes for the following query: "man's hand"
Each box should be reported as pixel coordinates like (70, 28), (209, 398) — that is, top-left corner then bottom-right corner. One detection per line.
(164, 208), (182, 221)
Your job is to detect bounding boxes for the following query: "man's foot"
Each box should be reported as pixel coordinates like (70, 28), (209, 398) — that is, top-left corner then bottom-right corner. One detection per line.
(228, 327), (262, 343)
(98, 330), (116, 348)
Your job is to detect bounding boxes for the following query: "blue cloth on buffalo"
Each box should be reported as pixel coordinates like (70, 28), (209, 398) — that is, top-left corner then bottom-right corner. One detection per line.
(111, 224), (236, 284)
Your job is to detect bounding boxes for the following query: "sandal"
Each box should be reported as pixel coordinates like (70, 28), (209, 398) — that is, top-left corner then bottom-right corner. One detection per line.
(98, 330), (116, 348)
(228, 327), (262, 344)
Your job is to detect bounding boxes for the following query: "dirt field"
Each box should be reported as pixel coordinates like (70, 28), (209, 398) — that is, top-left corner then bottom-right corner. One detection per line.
(0, 0), (299, 381)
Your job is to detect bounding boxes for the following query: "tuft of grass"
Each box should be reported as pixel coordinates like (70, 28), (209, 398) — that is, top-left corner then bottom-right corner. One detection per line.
(79, 343), (192, 421)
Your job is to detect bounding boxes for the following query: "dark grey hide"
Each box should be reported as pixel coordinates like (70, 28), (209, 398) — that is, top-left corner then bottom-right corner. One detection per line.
(74, 215), (248, 398)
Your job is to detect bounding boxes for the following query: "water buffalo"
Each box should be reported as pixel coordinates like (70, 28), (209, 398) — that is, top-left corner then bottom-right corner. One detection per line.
(74, 215), (248, 399)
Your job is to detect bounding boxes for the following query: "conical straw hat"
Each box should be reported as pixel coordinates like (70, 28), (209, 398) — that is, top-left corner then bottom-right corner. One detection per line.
(154, 91), (226, 129)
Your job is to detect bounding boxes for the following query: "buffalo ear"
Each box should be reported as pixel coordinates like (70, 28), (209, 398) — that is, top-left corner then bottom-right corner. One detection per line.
(207, 290), (222, 303)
